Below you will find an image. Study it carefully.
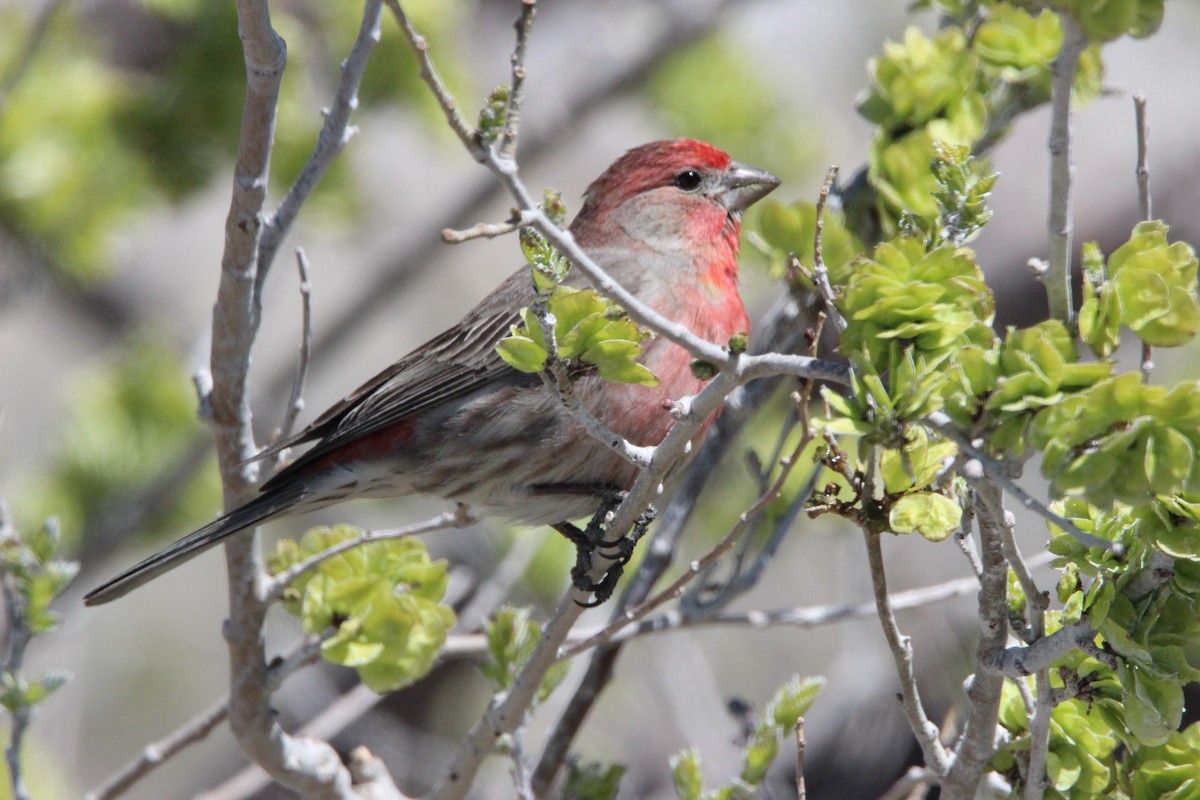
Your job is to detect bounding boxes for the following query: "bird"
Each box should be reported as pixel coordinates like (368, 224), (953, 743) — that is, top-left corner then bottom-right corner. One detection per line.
(84, 139), (780, 606)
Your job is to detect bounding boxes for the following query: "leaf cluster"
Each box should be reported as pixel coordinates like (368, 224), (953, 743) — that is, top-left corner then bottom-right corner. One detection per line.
(269, 525), (455, 693)
(859, 4), (1110, 234)
(1079, 221), (1200, 358)
(496, 285), (660, 387)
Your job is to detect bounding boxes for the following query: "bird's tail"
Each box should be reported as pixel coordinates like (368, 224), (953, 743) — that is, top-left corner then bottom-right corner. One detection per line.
(83, 484), (304, 606)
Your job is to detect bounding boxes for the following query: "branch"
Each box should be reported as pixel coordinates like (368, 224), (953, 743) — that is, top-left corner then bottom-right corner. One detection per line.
(256, 0), (384, 284)
(213, 2), (394, 796)
(942, 481), (1009, 799)
(1043, 13), (1088, 326)
(1133, 93), (1151, 222)
(382, 0), (477, 155)
(275, 248), (314, 448)
(811, 165), (847, 335)
(496, 0), (537, 160)
(927, 412), (1120, 553)
(981, 620), (1105, 678)
(86, 635), (327, 800)
(864, 529), (951, 776)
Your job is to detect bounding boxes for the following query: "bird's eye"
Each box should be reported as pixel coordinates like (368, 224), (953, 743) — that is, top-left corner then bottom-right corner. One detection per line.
(673, 169), (703, 191)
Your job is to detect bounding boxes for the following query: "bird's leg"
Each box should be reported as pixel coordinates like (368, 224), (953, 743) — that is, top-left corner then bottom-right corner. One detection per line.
(541, 484), (654, 606)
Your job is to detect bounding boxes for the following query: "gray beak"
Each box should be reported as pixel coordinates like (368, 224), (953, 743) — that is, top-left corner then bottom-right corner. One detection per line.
(720, 160), (781, 214)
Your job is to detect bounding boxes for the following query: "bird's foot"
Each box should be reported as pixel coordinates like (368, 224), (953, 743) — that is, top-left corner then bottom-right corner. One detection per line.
(552, 493), (656, 607)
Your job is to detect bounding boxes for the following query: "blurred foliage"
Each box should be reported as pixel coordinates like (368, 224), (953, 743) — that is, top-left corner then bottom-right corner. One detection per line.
(269, 524), (455, 692)
(647, 35), (815, 180)
(15, 335), (216, 550)
(0, 0), (457, 281)
(669, 676), (823, 800)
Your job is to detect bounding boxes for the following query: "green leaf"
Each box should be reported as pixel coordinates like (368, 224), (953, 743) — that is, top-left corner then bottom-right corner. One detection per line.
(889, 493), (962, 541)
(670, 749), (704, 800)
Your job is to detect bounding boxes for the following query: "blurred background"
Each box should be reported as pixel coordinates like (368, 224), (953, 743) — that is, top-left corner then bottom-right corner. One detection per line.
(2, 0), (1199, 797)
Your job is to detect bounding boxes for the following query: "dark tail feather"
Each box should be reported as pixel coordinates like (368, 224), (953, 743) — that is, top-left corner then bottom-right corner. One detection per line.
(83, 485), (303, 606)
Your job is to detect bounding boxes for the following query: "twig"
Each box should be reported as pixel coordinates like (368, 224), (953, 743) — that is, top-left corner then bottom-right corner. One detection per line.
(926, 412), (1121, 553)
(86, 635), (327, 800)
(942, 481), (1009, 799)
(276, 248), (314, 447)
(437, 567), (1001, 659)
(528, 290), (809, 794)
(440, 216), (523, 244)
(382, 0), (477, 155)
(561, 390), (820, 658)
(496, 0), (537, 160)
(1133, 93), (1151, 222)
(257, 0), (384, 301)
(795, 718), (807, 800)
(982, 620), (1105, 678)
(812, 165), (847, 334)
(1043, 13), (1088, 326)
(199, 683), (409, 800)
(263, 508), (476, 603)
(864, 529), (951, 776)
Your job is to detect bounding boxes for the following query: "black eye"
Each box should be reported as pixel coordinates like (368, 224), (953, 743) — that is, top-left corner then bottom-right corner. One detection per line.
(673, 169), (703, 191)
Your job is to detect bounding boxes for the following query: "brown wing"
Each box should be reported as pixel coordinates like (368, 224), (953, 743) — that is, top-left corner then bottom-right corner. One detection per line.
(256, 268), (539, 482)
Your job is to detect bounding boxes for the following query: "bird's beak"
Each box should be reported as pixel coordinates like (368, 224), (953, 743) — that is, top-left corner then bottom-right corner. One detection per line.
(720, 161), (781, 214)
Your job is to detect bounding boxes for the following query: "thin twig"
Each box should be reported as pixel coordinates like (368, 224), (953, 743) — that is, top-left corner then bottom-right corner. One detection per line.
(382, 0), (478, 155)
(795, 718), (807, 800)
(439, 567), (989, 661)
(441, 216), (523, 244)
(1043, 14), (1088, 326)
(560, 392), (819, 659)
(926, 412), (1121, 553)
(257, 0), (384, 302)
(1133, 93), (1151, 222)
(263, 508), (477, 603)
(496, 0), (537, 160)
(86, 635), (327, 800)
(531, 300), (655, 469)
(864, 529), (951, 776)
(812, 165), (847, 334)
(276, 248), (314, 447)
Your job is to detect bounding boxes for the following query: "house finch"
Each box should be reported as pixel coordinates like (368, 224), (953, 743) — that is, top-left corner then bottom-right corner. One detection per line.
(84, 139), (779, 606)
